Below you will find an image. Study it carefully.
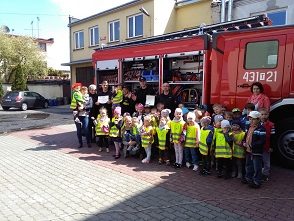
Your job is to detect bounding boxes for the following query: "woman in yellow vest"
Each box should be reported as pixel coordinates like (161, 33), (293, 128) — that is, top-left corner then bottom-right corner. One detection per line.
(109, 106), (123, 159)
(170, 108), (186, 168)
(140, 115), (154, 163)
(155, 117), (170, 165)
(231, 120), (246, 179)
(184, 112), (200, 171)
(214, 120), (233, 179)
(93, 107), (110, 153)
(199, 116), (214, 175)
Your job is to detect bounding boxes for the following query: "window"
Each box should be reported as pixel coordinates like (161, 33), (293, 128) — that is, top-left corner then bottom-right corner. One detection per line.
(38, 43), (47, 52)
(89, 26), (99, 46)
(109, 20), (120, 42)
(128, 14), (143, 38)
(245, 40), (279, 69)
(267, 10), (286, 26)
(74, 31), (84, 49)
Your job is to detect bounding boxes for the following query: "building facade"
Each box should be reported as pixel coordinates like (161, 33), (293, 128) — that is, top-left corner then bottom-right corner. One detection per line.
(63, 0), (212, 86)
(212, 0), (294, 25)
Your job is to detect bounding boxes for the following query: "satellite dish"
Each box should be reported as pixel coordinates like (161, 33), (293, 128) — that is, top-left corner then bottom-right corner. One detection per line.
(0, 25), (10, 33)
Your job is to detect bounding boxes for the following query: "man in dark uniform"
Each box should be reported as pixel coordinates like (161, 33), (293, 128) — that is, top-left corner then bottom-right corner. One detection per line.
(96, 80), (113, 118)
(156, 82), (177, 115)
(121, 85), (135, 115)
(132, 77), (156, 105)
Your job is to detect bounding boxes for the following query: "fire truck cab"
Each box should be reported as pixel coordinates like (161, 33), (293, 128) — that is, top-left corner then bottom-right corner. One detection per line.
(211, 25), (294, 168)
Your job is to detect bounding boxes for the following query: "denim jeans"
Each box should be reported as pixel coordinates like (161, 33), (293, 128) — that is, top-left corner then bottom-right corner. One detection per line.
(262, 151), (271, 176)
(184, 147), (199, 165)
(75, 116), (90, 145)
(245, 153), (263, 185)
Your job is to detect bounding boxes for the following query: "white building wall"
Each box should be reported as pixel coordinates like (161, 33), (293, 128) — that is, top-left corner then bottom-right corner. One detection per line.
(212, 0), (294, 24)
(154, 0), (175, 35)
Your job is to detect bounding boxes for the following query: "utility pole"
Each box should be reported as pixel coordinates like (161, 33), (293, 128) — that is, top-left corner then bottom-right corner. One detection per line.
(31, 20), (34, 37)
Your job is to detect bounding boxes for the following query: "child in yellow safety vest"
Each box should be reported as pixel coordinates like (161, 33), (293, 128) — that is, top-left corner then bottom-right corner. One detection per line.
(213, 120), (234, 179)
(93, 107), (110, 153)
(111, 84), (123, 110)
(140, 115), (154, 163)
(183, 112), (200, 171)
(211, 114), (224, 170)
(70, 82), (84, 124)
(231, 120), (246, 179)
(170, 108), (186, 168)
(109, 106), (123, 159)
(155, 117), (170, 165)
(199, 116), (214, 175)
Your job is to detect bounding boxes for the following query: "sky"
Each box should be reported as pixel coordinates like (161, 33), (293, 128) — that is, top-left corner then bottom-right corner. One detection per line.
(0, 0), (133, 70)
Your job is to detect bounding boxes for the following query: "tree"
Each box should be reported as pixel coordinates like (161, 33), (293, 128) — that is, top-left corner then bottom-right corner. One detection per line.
(11, 65), (27, 91)
(0, 32), (47, 84)
(0, 80), (4, 98)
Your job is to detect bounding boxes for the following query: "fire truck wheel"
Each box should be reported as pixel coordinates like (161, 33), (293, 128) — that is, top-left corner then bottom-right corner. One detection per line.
(275, 118), (294, 169)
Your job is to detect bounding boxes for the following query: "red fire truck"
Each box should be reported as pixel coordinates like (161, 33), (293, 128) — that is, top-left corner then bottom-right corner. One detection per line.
(92, 15), (294, 168)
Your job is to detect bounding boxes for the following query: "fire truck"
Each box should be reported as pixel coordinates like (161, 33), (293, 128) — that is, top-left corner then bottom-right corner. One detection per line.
(92, 15), (294, 168)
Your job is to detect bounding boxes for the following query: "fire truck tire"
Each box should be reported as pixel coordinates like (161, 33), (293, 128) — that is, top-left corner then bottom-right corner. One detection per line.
(275, 118), (294, 169)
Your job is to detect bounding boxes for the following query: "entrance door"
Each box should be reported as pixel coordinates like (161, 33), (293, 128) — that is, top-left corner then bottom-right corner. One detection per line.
(235, 35), (286, 108)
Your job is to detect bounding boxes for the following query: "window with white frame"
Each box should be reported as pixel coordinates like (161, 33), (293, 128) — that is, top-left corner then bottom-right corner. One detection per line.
(267, 10), (286, 26)
(74, 31), (84, 49)
(89, 26), (99, 46)
(128, 14), (143, 38)
(109, 20), (120, 42)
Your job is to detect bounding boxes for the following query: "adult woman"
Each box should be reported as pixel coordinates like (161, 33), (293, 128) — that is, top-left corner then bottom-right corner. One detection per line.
(75, 86), (93, 148)
(247, 82), (270, 111)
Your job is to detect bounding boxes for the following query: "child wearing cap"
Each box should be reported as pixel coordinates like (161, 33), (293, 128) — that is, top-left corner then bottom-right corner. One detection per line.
(70, 83), (84, 124)
(211, 114), (224, 170)
(93, 107), (110, 152)
(109, 106), (123, 159)
(213, 120), (234, 179)
(170, 108), (186, 168)
(240, 103), (255, 130)
(160, 108), (172, 165)
(183, 112), (200, 171)
(199, 116), (214, 175)
(243, 111), (266, 188)
(259, 108), (275, 181)
(231, 120), (246, 179)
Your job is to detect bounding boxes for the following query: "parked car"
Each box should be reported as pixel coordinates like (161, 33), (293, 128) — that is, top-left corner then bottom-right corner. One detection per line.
(1, 91), (49, 111)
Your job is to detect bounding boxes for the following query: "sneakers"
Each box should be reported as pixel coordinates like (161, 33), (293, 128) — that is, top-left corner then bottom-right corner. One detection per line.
(142, 158), (150, 163)
(158, 158), (163, 165)
(165, 160), (171, 166)
(193, 165), (199, 171)
(186, 162), (192, 169)
(106, 148), (110, 153)
(98, 147), (103, 152)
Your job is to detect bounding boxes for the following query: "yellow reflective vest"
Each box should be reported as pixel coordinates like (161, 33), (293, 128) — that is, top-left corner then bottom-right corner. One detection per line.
(170, 120), (185, 144)
(184, 124), (199, 148)
(95, 115), (110, 136)
(232, 131), (246, 159)
(141, 125), (154, 148)
(199, 128), (212, 155)
(109, 117), (121, 137)
(215, 132), (232, 158)
(112, 89), (123, 104)
(70, 91), (83, 109)
(156, 126), (169, 150)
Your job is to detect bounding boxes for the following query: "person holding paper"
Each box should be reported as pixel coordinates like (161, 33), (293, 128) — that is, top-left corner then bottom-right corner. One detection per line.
(96, 81), (113, 118)
(132, 77), (155, 106)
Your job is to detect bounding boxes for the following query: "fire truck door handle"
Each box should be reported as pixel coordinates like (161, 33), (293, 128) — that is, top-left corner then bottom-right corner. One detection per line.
(237, 83), (251, 88)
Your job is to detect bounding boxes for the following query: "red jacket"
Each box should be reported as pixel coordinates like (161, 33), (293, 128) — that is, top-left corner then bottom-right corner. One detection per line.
(262, 120), (275, 152)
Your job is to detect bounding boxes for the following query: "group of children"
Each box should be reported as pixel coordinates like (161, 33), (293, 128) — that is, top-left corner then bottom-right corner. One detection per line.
(91, 100), (274, 189)
(71, 83), (274, 189)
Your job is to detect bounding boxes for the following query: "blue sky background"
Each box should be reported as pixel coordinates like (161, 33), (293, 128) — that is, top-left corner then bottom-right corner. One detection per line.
(0, 0), (132, 70)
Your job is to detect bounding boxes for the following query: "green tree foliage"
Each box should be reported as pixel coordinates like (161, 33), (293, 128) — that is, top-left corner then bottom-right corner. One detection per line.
(0, 32), (47, 84)
(11, 65), (27, 91)
(0, 80), (4, 98)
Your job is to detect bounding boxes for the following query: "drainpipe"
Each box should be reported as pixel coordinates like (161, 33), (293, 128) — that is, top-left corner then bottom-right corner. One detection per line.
(228, 0), (234, 21)
(221, 0), (226, 22)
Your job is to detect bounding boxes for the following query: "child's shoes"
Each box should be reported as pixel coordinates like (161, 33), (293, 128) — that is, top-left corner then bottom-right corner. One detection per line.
(193, 165), (199, 171)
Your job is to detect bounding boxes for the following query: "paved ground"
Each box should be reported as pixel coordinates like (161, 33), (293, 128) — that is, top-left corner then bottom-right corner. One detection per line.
(0, 124), (294, 221)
